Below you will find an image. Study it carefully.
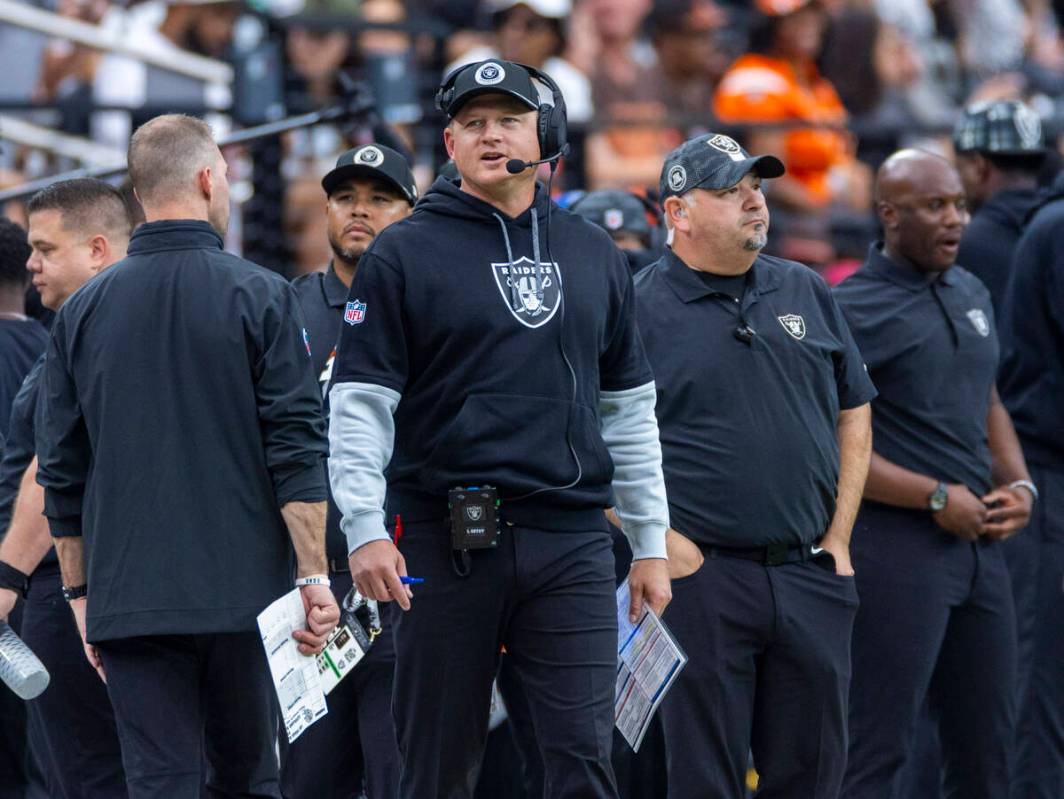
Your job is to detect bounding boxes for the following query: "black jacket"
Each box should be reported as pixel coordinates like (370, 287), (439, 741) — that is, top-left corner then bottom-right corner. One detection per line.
(998, 174), (1064, 467)
(955, 185), (1039, 325)
(36, 221), (328, 641)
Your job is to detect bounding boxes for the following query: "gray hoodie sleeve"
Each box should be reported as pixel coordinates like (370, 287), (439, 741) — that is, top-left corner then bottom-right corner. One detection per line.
(328, 381), (400, 554)
(599, 381), (669, 560)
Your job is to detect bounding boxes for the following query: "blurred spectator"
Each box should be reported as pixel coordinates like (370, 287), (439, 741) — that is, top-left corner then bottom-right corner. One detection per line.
(576, 0), (679, 188)
(820, 7), (923, 168)
(647, 0), (729, 122)
(951, 0), (1027, 81)
(715, 0), (868, 213)
(90, 0), (239, 148)
(286, 23), (353, 108)
(576, 0), (656, 112)
(446, 0), (593, 123)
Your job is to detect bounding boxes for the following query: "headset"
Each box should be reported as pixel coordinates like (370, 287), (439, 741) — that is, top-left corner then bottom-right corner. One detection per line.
(435, 61), (569, 170)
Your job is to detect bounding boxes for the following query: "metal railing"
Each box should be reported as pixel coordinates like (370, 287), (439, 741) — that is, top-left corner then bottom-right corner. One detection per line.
(0, 0), (232, 85)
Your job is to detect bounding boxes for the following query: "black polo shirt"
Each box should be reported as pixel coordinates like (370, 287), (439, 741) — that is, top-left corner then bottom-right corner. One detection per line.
(634, 249), (876, 548)
(0, 318), (48, 440)
(291, 263), (349, 561)
(0, 357), (57, 567)
(834, 244), (998, 496)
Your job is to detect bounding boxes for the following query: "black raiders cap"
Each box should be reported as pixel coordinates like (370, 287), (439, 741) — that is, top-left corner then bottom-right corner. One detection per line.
(953, 100), (1046, 155)
(436, 60), (540, 118)
(321, 144), (418, 204)
(570, 190), (653, 242)
(660, 133), (785, 200)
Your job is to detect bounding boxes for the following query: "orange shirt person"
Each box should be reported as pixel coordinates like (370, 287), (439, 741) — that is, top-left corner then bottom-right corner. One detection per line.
(714, 0), (868, 212)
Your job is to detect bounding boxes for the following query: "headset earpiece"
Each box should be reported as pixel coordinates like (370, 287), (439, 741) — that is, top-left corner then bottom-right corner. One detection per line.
(522, 64), (568, 162)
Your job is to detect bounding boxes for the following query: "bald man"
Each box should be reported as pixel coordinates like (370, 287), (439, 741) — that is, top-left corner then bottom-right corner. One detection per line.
(34, 115), (338, 798)
(834, 150), (1034, 798)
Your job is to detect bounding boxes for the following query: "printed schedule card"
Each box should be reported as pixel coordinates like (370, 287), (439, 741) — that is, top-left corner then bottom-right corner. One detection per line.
(615, 580), (688, 752)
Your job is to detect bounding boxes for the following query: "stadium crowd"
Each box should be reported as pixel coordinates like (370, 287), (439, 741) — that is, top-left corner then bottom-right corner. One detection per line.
(0, 0), (1062, 798)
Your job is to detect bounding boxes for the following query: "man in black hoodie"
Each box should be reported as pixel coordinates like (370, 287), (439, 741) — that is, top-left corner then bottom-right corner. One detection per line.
(954, 100), (1046, 326)
(328, 60), (671, 798)
(997, 169), (1064, 799)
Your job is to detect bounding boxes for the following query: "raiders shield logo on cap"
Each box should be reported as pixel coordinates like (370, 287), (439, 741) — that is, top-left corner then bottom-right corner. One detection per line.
(604, 209), (624, 230)
(356, 146), (384, 166)
(475, 62), (506, 85)
(707, 134), (745, 162)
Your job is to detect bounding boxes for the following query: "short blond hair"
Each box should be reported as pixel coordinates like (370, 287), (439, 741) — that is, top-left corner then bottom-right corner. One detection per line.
(128, 114), (220, 205)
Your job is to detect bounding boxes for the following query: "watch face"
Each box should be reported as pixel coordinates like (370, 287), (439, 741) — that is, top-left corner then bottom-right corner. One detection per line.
(929, 485), (948, 512)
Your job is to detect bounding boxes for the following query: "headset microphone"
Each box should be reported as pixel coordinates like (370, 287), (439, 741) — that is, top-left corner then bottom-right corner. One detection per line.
(505, 144), (571, 174)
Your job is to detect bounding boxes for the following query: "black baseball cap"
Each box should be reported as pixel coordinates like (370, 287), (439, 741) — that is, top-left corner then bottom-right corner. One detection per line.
(321, 144), (418, 204)
(660, 133), (785, 200)
(436, 60), (540, 118)
(570, 190), (653, 243)
(953, 100), (1046, 155)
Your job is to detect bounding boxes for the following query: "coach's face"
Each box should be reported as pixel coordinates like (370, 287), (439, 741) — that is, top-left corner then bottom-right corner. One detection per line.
(25, 209), (102, 310)
(883, 160), (968, 273)
(672, 172), (769, 257)
(326, 177), (411, 264)
(444, 95), (540, 192)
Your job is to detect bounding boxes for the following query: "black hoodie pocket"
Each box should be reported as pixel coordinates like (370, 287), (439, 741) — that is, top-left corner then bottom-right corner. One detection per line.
(420, 393), (613, 496)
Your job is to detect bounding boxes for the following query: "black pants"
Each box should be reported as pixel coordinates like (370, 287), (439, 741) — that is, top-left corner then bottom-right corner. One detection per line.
(1004, 462), (1064, 799)
(96, 632), (280, 799)
(281, 570), (400, 799)
(392, 521), (619, 799)
(21, 567), (126, 798)
(843, 502), (1017, 799)
(659, 549), (858, 799)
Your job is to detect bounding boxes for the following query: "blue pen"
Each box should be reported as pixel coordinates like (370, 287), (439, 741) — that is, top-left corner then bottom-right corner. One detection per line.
(400, 576), (424, 585)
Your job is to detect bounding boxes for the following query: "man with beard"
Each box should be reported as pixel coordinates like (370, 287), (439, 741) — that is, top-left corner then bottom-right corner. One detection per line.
(34, 114), (338, 798)
(636, 133), (876, 799)
(836, 149), (1033, 798)
(283, 143), (415, 799)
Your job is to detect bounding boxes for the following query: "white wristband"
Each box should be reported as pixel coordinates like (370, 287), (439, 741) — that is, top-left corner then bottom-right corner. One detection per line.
(295, 574), (331, 587)
(1009, 479), (1039, 501)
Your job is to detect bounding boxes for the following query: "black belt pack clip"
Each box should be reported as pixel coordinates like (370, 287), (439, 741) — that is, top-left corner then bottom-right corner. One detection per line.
(448, 486), (501, 551)
(764, 541), (790, 566)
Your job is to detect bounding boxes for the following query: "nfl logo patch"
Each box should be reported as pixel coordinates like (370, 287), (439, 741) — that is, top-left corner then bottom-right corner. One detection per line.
(302, 327), (312, 356)
(344, 300), (367, 325)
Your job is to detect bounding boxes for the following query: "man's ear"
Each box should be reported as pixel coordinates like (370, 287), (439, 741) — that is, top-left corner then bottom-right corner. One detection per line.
(663, 197), (688, 232)
(198, 165), (214, 203)
(443, 125), (456, 160)
(87, 235), (110, 270)
(877, 201), (898, 231)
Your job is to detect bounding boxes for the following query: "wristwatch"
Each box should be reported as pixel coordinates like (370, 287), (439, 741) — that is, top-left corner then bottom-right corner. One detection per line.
(61, 584), (87, 602)
(928, 482), (949, 513)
